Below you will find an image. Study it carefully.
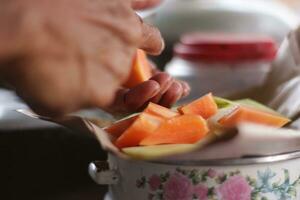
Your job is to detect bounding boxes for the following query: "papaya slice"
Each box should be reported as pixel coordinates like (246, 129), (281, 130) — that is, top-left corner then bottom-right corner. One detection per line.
(104, 115), (138, 138)
(178, 93), (218, 119)
(140, 114), (209, 146)
(123, 49), (152, 88)
(218, 106), (290, 128)
(115, 113), (164, 148)
(144, 102), (179, 119)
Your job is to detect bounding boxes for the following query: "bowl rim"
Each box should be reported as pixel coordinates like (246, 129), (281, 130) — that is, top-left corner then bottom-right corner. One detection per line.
(148, 150), (300, 166)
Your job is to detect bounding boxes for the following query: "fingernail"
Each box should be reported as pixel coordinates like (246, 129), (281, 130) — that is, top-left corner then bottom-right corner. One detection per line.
(161, 77), (174, 94)
(150, 83), (161, 97)
(182, 82), (191, 97)
(150, 73), (173, 90)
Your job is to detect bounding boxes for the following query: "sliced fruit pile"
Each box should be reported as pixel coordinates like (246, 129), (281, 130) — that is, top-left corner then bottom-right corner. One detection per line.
(105, 93), (290, 159)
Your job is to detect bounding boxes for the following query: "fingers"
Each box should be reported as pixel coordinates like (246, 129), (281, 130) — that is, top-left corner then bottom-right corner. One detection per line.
(107, 72), (190, 115)
(124, 80), (160, 111)
(159, 82), (183, 108)
(124, 80), (160, 110)
(132, 0), (162, 10)
(158, 80), (190, 108)
(149, 72), (174, 103)
(179, 80), (191, 98)
(147, 72), (191, 106)
(106, 80), (160, 115)
(123, 77), (190, 110)
(107, 80), (160, 115)
(138, 16), (164, 55)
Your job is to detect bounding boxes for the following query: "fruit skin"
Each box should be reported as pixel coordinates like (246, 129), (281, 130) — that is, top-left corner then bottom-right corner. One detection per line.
(122, 144), (196, 160)
(144, 102), (179, 119)
(178, 93), (218, 119)
(123, 49), (152, 88)
(115, 113), (164, 148)
(140, 114), (209, 146)
(122, 133), (218, 160)
(218, 106), (290, 128)
(104, 115), (138, 138)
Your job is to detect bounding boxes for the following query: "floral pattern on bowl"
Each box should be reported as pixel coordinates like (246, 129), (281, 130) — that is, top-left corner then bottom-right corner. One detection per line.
(136, 168), (300, 200)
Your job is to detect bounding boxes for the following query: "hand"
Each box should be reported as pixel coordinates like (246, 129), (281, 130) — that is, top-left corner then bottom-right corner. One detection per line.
(107, 71), (190, 116)
(297, 26), (300, 46)
(0, 0), (164, 117)
(132, 0), (162, 10)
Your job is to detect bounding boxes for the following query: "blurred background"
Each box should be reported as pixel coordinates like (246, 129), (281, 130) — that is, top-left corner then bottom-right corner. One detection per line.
(1, 0), (300, 199)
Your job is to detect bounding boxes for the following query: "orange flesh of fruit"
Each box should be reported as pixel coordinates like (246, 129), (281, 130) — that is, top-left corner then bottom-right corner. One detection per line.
(140, 114), (209, 146)
(218, 106), (290, 128)
(144, 102), (179, 119)
(178, 93), (218, 119)
(115, 113), (164, 148)
(104, 115), (138, 138)
(123, 49), (152, 88)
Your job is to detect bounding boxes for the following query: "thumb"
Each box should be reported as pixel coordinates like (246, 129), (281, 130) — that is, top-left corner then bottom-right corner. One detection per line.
(137, 15), (164, 55)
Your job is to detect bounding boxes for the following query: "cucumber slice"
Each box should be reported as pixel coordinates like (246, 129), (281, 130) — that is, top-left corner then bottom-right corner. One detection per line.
(235, 99), (278, 115)
(214, 96), (280, 116)
(213, 97), (234, 109)
(122, 134), (218, 160)
(122, 144), (197, 160)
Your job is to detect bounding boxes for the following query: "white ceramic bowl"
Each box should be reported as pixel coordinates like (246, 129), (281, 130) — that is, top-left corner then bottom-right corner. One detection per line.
(90, 152), (300, 200)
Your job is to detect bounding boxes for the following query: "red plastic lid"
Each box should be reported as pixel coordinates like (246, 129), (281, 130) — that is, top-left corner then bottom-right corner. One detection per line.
(174, 33), (277, 63)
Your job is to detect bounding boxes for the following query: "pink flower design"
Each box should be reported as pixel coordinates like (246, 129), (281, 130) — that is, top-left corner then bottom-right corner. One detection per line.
(163, 172), (193, 200)
(216, 175), (251, 200)
(148, 193), (154, 200)
(218, 172), (225, 179)
(193, 184), (208, 200)
(207, 169), (217, 178)
(149, 174), (161, 191)
(136, 179), (145, 188)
